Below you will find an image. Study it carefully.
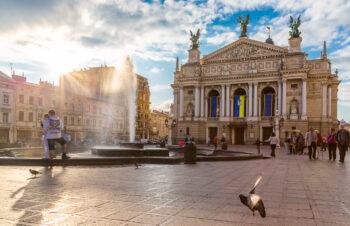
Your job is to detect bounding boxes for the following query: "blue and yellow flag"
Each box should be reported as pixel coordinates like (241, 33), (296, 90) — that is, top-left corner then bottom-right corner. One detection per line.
(234, 95), (245, 118)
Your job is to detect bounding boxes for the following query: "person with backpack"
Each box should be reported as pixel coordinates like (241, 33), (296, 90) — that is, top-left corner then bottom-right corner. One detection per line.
(327, 128), (337, 161)
(336, 123), (350, 163)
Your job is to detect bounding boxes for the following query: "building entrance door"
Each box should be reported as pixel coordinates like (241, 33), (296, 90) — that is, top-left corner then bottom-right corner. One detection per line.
(234, 127), (245, 144)
(208, 127), (218, 143)
(262, 126), (273, 142)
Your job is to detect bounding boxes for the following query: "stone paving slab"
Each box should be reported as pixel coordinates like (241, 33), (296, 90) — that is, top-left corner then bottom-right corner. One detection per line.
(0, 146), (349, 225)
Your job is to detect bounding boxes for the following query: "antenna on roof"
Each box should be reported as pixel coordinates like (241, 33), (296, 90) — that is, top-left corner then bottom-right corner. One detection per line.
(9, 63), (13, 75)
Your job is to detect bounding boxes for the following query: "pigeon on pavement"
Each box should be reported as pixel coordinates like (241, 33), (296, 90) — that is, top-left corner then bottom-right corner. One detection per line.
(134, 162), (141, 169)
(239, 175), (266, 218)
(29, 169), (42, 177)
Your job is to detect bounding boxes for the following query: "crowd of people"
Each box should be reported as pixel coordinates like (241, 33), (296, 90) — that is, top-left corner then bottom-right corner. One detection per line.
(40, 109), (70, 160)
(264, 123), (350, 163)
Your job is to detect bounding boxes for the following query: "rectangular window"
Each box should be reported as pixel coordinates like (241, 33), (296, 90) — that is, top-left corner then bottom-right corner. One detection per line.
(188, 90), (193, 95)
(38, 97), (43, 106)
(3, 94), (9, 104)
(291, 83), (298, 89)
(3, 112), (9, 123)
(19, 95), (24, 104)
(37, 113), (43, 121)
(71, 117), (74, 125)
(77, 117), (81, 125)
(186, 127), (190, 135)
(19, 111), (24, 121)
(28, 112), (34, 122)
(64, 116), (68, 125)
(29, 96), (34, 105)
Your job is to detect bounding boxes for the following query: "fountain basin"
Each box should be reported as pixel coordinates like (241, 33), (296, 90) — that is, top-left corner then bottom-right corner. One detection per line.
(91, 146), (169, 157)
(119, 142), (144, 149)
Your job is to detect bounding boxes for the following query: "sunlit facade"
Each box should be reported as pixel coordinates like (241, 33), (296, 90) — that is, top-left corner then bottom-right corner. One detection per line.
(172, 35), (340, 144)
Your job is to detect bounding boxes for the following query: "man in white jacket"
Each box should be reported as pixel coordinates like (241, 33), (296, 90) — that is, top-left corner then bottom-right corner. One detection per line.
(43, 110), (70, 160)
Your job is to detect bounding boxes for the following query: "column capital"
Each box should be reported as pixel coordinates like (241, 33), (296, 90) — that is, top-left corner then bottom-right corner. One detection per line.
(282, 78), (287, 83)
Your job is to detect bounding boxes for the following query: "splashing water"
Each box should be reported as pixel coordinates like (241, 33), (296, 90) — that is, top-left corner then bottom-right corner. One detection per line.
(118, 56), (137, 142)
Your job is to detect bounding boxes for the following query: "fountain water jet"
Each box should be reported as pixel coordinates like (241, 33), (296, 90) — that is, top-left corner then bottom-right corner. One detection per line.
(118, 56), (137, 142)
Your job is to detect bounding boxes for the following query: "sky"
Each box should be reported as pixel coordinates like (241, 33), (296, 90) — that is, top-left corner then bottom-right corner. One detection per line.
(0, 0), (349, 121)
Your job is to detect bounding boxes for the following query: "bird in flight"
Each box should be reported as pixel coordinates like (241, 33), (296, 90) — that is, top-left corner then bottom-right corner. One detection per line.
(239, 175), (266, 218)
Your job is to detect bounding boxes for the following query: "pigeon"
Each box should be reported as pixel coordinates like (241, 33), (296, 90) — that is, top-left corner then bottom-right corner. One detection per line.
(29, 169), (42, 177)
(239, 175), (266, 218)
(134, 162), (141, 169)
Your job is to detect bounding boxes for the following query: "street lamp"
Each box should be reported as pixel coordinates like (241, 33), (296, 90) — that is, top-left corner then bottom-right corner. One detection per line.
(165, 118), (176, 145)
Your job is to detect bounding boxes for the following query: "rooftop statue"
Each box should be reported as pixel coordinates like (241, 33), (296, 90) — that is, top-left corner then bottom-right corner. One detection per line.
(190, 29), (200, 50)
(238, 15), (250, 38)
(289, 15), (301, 38)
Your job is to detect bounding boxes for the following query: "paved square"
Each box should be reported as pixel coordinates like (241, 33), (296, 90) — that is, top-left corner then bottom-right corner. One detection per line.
(1, 146), (350, 225)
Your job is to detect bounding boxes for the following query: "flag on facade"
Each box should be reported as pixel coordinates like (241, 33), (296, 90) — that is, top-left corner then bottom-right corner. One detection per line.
(264, 94), (273, 116)
(234, 95), (245, 118)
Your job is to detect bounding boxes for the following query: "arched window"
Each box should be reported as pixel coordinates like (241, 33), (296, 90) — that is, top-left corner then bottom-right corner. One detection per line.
(261, 87), (276, 117)
(208, 90), (220, 117)
(233, 88), (246, 118)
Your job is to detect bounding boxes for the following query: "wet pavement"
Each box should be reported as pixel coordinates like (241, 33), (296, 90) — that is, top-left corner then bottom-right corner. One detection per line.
(0, 146), (350, 225)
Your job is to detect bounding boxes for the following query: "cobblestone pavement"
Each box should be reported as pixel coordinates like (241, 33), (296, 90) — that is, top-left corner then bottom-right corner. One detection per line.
(0, 146), (350, 226)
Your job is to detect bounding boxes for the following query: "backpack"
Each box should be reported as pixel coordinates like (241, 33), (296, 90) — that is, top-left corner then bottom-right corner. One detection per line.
(337, 130), (350, 146)
(327, 134), (335, 144)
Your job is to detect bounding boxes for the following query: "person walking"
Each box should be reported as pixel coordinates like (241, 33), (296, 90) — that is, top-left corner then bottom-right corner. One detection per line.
(43, 110), (70, 160)
(327, 128), (337, 161)
(296, 132), (305, 155)
(213, 135), (218, 151)
(284, 136), (291, 155)
(305, 128), (317, 160)
(265, 132), (279, 158)
(336, 123), (350, 163)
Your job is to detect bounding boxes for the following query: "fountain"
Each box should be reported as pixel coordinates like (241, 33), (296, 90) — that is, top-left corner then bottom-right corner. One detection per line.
(91, 56), (169, 157)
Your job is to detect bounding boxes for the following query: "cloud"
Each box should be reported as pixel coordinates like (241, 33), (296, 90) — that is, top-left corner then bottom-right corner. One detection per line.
(150, 84), (170, 92)
(149, 66), (162, 74)
(153, 98), (173, 112)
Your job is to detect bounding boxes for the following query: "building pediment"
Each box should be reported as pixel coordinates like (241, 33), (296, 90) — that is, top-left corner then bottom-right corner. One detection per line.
(202, 38), (288, 63)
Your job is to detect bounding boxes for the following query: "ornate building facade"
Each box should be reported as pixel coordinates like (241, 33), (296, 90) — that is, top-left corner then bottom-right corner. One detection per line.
(136, 75), (151, 140)
(172, 20), (339, 144)
(149, 110), (169, 140)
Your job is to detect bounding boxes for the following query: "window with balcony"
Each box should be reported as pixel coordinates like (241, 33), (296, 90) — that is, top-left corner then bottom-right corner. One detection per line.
(38, 97), (43, 106)
(19, 111), (24, 121)
(28, 112), (34, 122)
(3, 94), (9, 105)
(29, 96), (34, 105)
(3, 112), (9, 123)
(19, 95), (24, 104)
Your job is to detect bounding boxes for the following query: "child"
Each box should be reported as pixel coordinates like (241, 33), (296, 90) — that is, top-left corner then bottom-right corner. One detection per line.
(255, 138), (261, 154)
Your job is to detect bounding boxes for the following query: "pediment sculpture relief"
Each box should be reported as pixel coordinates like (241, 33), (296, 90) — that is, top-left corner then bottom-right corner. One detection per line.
(207, 44), (280, 62)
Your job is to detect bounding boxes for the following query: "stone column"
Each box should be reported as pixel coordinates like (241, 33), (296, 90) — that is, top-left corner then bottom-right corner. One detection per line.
(225, 84), (230, 117)
(194, 86), (200, 118)
(221, 84), (225, 118)
(282, 79), (287, 118)
(328, 86), (332, 117)
(278, 81), (282, 116)
(253, 82), (258, 117)
(179, 86), (184, 118)
(301, 79), (307, 120)
(322, 83), (327, 117)
(205, 97), (208, 118)
(200, 86), (204, 118)
(248, 83), (253, 117)
(173, 91), (178, 119)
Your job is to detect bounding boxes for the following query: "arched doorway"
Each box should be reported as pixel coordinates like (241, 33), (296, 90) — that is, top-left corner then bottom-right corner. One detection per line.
(233, 88), (246, 118)
(261, 86), (276, 117)
(208, 89), (220, 118)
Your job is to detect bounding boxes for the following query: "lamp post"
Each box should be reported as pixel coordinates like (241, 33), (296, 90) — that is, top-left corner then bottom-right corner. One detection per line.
(165, 118), (177, 145)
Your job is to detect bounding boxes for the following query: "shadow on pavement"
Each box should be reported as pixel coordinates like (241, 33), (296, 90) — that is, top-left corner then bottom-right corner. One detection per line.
(11, 166), (66, 225)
